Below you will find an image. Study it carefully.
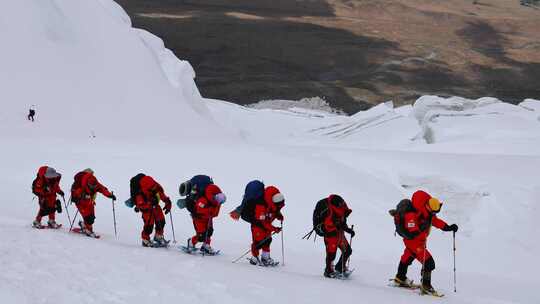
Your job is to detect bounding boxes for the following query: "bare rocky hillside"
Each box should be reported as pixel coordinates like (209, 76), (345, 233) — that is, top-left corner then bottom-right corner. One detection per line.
(116, 0), (540, 113)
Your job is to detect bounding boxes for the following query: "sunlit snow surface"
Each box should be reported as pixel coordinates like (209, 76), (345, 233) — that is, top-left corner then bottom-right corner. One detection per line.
(1, 1), (539, 303)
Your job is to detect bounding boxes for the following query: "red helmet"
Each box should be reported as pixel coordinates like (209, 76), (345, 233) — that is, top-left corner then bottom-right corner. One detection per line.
(411, 190), (431, 215)
(264, 186), (284, 206)
(205, 184), (225, 204)
(328, 194), (347, 217)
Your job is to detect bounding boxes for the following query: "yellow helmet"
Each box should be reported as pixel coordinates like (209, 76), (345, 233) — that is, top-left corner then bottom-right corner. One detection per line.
(427, 197), (442, 213)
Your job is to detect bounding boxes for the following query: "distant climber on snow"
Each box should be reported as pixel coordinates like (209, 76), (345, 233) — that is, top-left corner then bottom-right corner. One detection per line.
(27, 107), (35, 122)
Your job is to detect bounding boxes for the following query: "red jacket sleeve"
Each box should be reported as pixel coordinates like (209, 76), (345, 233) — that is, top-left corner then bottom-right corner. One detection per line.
(431, 215), (448, 230)
(52, 181), (62, 194)
(212, 204), (221, 218)
(157, 189), (171, 204)
(96, 182), (112, 198)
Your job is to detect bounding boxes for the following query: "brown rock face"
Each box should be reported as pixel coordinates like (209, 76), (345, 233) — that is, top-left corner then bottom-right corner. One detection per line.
(116, 0), (540, 113)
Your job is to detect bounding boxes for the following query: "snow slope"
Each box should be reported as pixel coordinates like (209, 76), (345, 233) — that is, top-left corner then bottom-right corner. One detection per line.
(0, 0), (214, 140)
(1, 1), (540, 304)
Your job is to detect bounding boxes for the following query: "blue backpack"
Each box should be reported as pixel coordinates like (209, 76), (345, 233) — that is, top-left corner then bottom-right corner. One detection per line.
(178, 175), (214, 214)
(240, 180), (265, 223)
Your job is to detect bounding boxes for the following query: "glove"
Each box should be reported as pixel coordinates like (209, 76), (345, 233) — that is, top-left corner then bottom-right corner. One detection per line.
(272, 226), (282, 233)
(443, 224), (459, 232)
(229, 210), (240, 221)
(345, 227), (355, 238)
(134, 207), (140, 213)
(55, 199), (62, 213)
(110, 194), (117, 201)
(58, 190), (65, 197)
(163, 203), (171, 215)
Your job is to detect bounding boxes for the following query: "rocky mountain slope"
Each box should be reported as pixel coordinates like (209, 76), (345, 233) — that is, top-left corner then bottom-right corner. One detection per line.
(115, 0), (540, 113)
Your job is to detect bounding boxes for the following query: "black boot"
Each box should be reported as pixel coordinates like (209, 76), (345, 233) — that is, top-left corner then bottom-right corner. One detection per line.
(335, 255), (344, 273)
(324, 253), (336, 278)
(335, 245), (352, 273)
(394, 262), (414, 287)
(421, 270), (435, 293)
(324, 265), (336, 278)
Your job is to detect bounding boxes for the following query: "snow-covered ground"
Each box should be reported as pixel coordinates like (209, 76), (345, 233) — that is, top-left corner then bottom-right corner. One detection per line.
(1, 1), (539, 304)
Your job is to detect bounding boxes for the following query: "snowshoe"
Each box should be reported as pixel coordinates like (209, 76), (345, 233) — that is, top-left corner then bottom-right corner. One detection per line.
(73, 221), (100, 238)
(324, 269), (338, 278)
(71, 227), (101, 239)
(180, 245), (198, 254)
(420, 285), (444, 297)
(153, 235), (170, 248)
(335, 268), (354, 279)
(261, 256), (280, 267)
(32, 220), (45, 229)
(180, 238), (198, 253)
(152, 240), (170, 248)
(390, 277), (420, 289)
(180, 246), (220, 256)
(47, 220), (62, 229)
(249, 256), (260, 265)
(142, 239), (155, 247)
(200, 244), (219, 255)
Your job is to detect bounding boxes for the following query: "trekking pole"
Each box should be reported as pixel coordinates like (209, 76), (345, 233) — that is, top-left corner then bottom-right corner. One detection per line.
(280, 220), (285, 266)
(69, 209), (79, 232)
(346, 224), (354, 269)
(453, 231), (457, 293)
(232, 232), (277, 263)
(111, 192), (117, 238)
(169, 212), (177, 244)
(302, 229), (315, 240)
(62, 195), (72, 226)
(340, 230), (346, 274)
(421, 239), (428, 289)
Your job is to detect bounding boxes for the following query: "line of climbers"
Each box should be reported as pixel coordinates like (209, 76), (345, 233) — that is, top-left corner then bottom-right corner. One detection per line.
(31, 165), (458, 291)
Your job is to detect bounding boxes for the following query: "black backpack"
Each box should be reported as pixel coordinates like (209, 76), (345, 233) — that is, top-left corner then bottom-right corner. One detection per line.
(313, 198), (330, 236)
(240, 197), (266, 223)
(239, 180), (265, 223)
(389, 199), (417, 239)
(31, 177), (41, 196)
(127, 173), (145, 207)
(70, 171), (87, 203)
(179, 175), (214, 214)
(183, 195), (197, 214)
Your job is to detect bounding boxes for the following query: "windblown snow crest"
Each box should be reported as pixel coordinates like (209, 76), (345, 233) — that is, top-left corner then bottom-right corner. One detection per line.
(0, 0), (215, 140)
